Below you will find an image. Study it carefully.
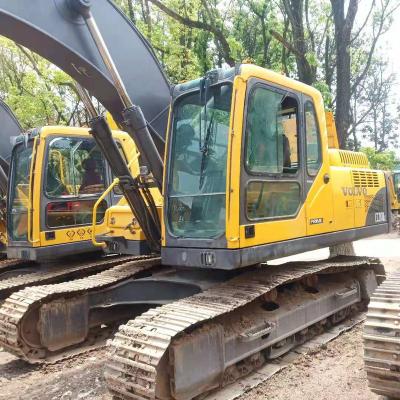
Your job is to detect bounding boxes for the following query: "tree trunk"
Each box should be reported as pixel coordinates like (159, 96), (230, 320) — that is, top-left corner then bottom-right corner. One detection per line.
(282, 0), (315, 85)
(127, 0), (135, 23)
(331, 0), (358, 149)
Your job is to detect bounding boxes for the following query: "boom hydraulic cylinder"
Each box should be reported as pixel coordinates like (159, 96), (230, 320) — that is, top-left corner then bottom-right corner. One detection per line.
(68, 0), (164, 191)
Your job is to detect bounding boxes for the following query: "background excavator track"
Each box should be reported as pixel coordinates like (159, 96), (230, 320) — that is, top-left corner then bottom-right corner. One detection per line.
(106, 256), (384, 400)
(0, 258), (33, 276)
(364, 271), (400, 398)
(0, 255), (160, 363)
(0, 255), (138, 301)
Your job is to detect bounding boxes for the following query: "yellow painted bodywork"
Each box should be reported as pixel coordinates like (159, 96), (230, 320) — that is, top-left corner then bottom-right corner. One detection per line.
(325, 111), (339, 149)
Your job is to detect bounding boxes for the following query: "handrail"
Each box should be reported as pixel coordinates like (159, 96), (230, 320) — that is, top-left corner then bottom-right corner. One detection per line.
(91, 150), (140, 247)
(27, 136), (40, 244)
(91, 177), (119, 247)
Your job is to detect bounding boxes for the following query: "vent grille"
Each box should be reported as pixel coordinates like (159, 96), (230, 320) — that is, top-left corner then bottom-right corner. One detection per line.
(339, 150), (369, 167)
(352, 170), (380, 188)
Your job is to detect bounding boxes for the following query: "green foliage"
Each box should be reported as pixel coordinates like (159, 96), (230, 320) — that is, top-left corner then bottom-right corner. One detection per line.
(313, 81), (333, 109)
(361, 147), (397, 171)
(0, 37), (79, 129)
(0, 0), (396, 155)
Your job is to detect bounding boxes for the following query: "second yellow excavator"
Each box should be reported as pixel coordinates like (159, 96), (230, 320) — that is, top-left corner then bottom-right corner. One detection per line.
(0, 99), (154, 303)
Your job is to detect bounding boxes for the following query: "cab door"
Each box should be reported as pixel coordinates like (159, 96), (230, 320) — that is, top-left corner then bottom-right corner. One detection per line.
(303, 96), (335, 235)
(239, 78), (307, 249)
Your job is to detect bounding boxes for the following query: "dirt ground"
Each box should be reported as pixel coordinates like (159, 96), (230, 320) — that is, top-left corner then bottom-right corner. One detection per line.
(0, 237), (398, 400)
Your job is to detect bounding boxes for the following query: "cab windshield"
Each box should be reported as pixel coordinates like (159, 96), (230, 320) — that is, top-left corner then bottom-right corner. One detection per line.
(8, 141), (33, 241)
(168, 83), (232, 239)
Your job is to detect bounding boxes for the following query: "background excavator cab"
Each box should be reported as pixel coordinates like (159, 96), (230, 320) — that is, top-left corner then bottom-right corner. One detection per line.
(6, 126), (146, 261)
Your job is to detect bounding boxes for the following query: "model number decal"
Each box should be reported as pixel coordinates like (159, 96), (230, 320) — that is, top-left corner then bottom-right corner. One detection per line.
(374, 212), (386, 223)
(310, 218), (323, 225)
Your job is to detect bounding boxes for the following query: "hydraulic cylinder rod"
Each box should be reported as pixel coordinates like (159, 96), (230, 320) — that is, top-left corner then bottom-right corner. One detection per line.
(75, 83), (161, 252)
(68, 0), (164, 191)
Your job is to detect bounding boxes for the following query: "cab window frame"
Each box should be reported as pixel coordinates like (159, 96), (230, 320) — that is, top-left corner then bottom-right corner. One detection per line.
(245, 179), (302, 222)
(243, 82), (302, 178)
(304, 99), (322, 177)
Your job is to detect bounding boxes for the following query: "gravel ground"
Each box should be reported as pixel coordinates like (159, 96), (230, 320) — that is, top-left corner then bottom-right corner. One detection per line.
(239, 324), (379, 400)
(0, 236), (398, 400)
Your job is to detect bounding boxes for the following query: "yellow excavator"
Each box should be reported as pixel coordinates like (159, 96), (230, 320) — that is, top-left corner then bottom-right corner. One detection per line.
(0, 1), (395, 399)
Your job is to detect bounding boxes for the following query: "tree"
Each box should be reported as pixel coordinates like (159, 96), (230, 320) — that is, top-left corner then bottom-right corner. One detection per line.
(361, 147), (397, 170)
(353, 61), (399, 152)
(147, 0), (236, 66)
(272, 0), (317, 85)
(0, 37), (84, 129)
(332, 0), (400, 148)
(330, 0), (358, 148)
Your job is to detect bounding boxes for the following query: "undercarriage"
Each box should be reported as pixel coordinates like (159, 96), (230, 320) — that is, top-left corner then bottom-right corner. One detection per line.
(0, 254), (385, 400)
(105, 256), (383, 400)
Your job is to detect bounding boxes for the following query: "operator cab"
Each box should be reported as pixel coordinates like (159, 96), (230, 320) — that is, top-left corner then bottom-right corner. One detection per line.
(7, 126), (131, 260)
(163, 64), (389, 269)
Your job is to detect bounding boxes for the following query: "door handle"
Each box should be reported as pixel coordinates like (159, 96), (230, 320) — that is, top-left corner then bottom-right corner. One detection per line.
(323, 174), (330, 184)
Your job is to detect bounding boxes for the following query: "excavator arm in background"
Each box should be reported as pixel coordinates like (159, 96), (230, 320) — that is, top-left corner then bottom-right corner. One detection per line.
(0, 99), (23, 250)
(0, 99), (22, 195)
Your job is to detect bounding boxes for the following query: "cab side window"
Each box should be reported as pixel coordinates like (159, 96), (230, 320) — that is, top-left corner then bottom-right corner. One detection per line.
(305, 101), (322, 176)
(45, 137), (107, 228)
(245, 86), (299, 175)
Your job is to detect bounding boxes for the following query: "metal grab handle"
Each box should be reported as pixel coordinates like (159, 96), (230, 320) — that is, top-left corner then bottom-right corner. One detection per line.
(335, 285), (358, 299)
(91, 178), (120, 248)
(27, 137), (40, 244)
(239, 321), (276, 342)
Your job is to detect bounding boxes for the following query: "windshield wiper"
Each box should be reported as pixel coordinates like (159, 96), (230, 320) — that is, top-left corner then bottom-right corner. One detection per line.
(199, 113), (215, 189)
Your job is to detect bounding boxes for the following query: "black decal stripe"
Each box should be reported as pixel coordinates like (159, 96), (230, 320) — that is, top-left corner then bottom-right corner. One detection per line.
(366, 187), (388, 226)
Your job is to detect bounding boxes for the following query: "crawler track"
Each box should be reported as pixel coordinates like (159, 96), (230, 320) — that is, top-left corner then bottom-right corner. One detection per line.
(0, 258), (33, 277)
(0, 255), (160, 363)
(0, 255), (137, 300)
(364, 271), (400, 398)
(106, 256), (383, 400)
